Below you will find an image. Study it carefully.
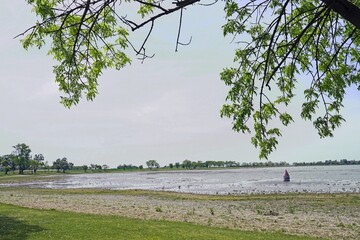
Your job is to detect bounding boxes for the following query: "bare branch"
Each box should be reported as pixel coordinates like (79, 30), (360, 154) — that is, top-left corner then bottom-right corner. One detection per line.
(129, 0), (200, 31)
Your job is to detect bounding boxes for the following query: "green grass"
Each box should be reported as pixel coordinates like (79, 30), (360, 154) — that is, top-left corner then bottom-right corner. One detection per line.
(0, 203), (320, 240)
(0, 171), (64, 184)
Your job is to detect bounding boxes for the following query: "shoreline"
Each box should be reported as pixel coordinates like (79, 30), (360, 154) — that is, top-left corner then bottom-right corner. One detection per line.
(0, 187), (359, 239)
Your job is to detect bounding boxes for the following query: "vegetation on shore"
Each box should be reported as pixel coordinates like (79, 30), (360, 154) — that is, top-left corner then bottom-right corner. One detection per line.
(0, 143), (73, 175)
(0, 202), (323, 240)
(1, 143), (360, 176)
(0, 187), (358, 239)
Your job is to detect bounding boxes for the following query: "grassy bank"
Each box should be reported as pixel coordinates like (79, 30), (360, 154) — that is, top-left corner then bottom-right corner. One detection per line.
(0, 172), (64, 184)
(0, 203), (319, 240)
(0, 188), (359, 239)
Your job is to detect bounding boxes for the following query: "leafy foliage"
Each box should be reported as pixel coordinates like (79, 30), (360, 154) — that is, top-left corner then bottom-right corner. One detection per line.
(0, 155), (16, 174)
(21, 0), (132, 107)
(221, 0), (360, 158)
(53, 157), (73, 173)
(12, 143), (32, 174)
(19, 0), (360, 159)
(146, 159), (160, 169)
(19, 0), (198, 107)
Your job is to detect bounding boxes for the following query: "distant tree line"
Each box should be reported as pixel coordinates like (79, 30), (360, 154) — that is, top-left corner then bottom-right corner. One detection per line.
(0, 143), (72, 174)
(145, 159), (359, 170)
(117, 164), (143, 171)
(76, 163), (144, 173)
(166, 160), (290, 170)
(142, 159), (291, 170)
(293, 159), (360, 166)
(2, 144), (359, 175)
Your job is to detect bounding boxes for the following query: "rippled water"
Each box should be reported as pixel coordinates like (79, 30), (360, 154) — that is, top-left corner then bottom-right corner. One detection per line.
(19, 165), (360, 195)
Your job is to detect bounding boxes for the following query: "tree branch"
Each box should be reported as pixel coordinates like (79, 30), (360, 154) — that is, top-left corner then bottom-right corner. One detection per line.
(127, 0), (200, 31)
(321, 0), (360, 29)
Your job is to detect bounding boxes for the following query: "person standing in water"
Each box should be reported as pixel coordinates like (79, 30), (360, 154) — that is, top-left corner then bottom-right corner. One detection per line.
(283, 169), (290, 182)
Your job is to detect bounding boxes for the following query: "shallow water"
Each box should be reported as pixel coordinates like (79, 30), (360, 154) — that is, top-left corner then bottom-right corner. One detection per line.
(11, 165), (360, 195)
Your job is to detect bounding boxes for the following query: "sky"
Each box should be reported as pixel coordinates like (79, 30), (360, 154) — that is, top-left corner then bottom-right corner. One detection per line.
(0, 1), (359, 168)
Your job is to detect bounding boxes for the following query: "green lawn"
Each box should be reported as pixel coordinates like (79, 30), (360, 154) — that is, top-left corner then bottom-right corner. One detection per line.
(0, 203), (320, 240)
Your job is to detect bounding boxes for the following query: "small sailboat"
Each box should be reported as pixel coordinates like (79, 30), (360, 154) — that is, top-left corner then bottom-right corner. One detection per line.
(283, 169), (290, 182)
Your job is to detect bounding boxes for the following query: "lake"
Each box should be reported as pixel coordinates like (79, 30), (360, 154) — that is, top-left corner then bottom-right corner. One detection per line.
(24, 165), (360, 195)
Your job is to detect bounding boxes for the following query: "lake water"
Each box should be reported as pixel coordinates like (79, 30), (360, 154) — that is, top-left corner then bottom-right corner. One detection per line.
(20, 165), (360, 195)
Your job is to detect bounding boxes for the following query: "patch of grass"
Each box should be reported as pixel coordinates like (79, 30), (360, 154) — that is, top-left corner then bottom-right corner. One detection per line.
(187, 207), (196, 216)
(288, 205), (296, 214)
(0, 203), (319, 240)
(155, 206), (163, 212)
(209, 207), (215, 215)
(336, 216), (346, 228)
(0, 172), (63, 184)
(255, 205), (264, 215)
(336, 222), (345, 228)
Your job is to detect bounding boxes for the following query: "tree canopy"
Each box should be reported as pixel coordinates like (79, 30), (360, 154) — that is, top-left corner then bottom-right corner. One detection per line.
(19, 0), (360, 158)
(221, 0), (360, 158)
(146, 159), (160, 169)
(53, 157), (73, 173)
(0, 144), (74, 174)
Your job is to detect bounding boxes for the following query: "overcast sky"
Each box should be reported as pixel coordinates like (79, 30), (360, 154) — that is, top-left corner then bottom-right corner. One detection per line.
(0, 2), (359, 168)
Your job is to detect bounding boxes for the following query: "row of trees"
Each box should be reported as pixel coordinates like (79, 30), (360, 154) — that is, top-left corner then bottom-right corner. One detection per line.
(0, 143), (72, 174)
(144, 159), (290, 170)
(117, 164), (143, 171)
(146, 159), (359, 170)
(75, 163), (142, 172)
(169, 160), (290, 170)
(3, 144), (358, 174)
(293, 159), (360, 166)
(81, 164), (110, 172)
